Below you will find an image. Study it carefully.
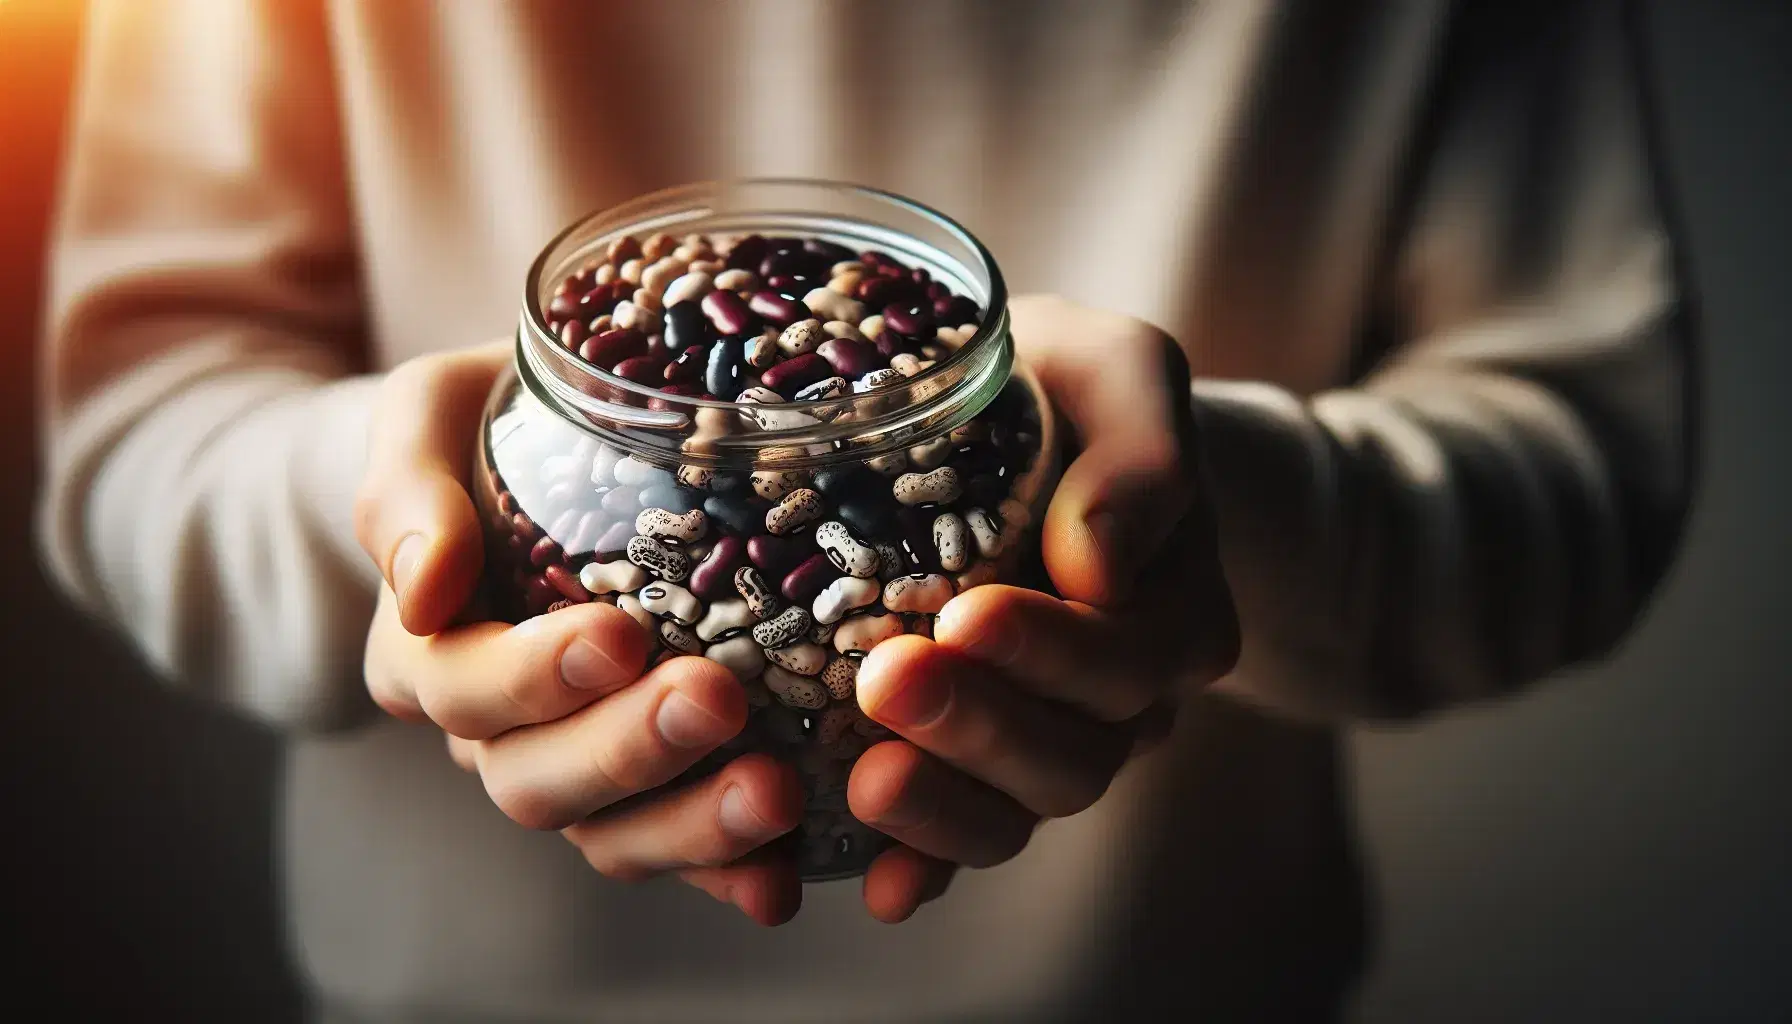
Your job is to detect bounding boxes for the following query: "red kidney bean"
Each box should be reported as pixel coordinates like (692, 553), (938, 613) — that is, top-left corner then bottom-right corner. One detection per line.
(530, 535), (564, 568)
(881, 302), (934, 338)
(749, 291), (808, 326)
(804, 238), (857, 263)
(575, 286), (622, 321)
(925, 281), (950, 301)
(934, 295), (981, 325)
(875, 261), (908, 279)
(543, 564), (592, 603)
(855, 274), (916, 308)
(606, 235), (642, 263)
(910, 267), (931, 285)
(781, 553), (841, 604)
(817, 336), (880, 378)
(724, 234), (769, 272)
(748, 534), (804, 578)
(559, 319), (587, 349)
(664, 344), (709, 382)
(547, 292), (580, 320)
(765, 273), (817, 293)
(702, 288), (760, 335)
(579, 327), (648, 366)
(512, 512), (543, 542)
(524, 574), (559, 617)
(859, 249), (893, 267)
(690, 535), (748, 599)
(760, 352), (831, 396)
(874, 333), (913, 360)
(613, 354), (668, 383)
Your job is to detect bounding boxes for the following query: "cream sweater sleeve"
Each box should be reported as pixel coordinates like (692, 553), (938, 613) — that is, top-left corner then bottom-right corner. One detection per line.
(38, 0), (383, 731)
(1203, 0), (1696, 723)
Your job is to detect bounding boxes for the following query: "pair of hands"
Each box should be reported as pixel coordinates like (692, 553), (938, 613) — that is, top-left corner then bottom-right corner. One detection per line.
(355, 295), (1239, 926)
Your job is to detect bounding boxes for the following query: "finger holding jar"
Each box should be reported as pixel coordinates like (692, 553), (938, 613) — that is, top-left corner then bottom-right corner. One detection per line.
(357, 341), (804, 924)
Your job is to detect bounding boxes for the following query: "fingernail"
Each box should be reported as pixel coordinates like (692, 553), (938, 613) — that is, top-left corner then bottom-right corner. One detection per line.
(560, 638), (626, 691)
(873, 777), (940, 831)
(870, 673), (953, 730)
(391, 533), (428, 601)
(656, 691), (732, 749)
(938, 599), (1020, 667)
(718, 785), (778, 841)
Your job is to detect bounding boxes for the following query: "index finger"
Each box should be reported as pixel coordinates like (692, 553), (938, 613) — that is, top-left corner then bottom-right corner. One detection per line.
(354, 341), (512, 635)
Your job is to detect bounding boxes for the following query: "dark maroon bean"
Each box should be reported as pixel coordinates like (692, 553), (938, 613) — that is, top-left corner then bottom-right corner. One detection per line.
(761, 352), (830, 396)
(530, 535), (564, 568)
(705, 336), (746, 400)
(576, 285), (622, 320)
(594, 521), (635, 561)
(855, 275), (913, 308)
(748, 534), (804, 578)
(859, 249), (894, 267)
(525, 574), (559, 617)
(547, 292), (580, 320)
(724, 234), (770, 271)
(781, 553), (841, 605)
(804, 238), (857, 263)
(701, 288), (760, 335)
(816, 336), (880, 379)
(925, 281), (950, 301)
(910, 267), (931, 286)
(606, 235), (642, 263)
(765, 273), (819, 293)
(512, 512), (543, 542)
(690, 536), (748, 599)
(614, 354), (667, 383)
(881, 303), (934, 338)
(749, 291), (808, 326)
(579, 327), (648, 366)
(657, 381), (703, 396)
(663, 299), (710, 353)
(664, 344), (709, 382)
(497, 490), (519, 515)
(874, 333), (913, 360)
(758, 249), (818, 281)
(559, 319), (588, 349)
(543, 564), (592, 603)
(933, 295), (981, 325)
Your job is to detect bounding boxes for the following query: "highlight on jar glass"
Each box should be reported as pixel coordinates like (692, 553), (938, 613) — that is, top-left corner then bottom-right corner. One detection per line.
(472, 180), (1060, 881)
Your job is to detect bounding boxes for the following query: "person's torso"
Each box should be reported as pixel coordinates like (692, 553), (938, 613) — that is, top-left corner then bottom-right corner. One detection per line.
(290, 1), (1447, 1018)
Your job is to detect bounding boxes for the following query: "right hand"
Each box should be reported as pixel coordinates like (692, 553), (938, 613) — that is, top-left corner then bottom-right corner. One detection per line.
(354, 341), (806, 925)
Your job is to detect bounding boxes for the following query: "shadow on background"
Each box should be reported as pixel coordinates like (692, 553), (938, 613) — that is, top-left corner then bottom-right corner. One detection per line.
(0, 3), (301, 1018)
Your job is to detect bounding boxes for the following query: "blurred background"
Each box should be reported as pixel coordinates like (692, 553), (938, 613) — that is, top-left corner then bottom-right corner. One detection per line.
(1, 1), (1786, 1020)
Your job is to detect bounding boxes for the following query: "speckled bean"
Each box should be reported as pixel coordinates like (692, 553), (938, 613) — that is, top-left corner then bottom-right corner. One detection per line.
(965, 507), (1004, 558)
(764, 665), (829, 711)
(765, 642), (827, 676)
(931, 512), (970, 571)
(732, 565), (783, 619)
(820, 657), (859, 700)
(752, 471), (807, 501)
(882, 573), (954, 614)
(626, 536), (691, 582)
(832, 612), (904, 655)
(635, 507), (707, 543)
(751, 605), (813, 649)
(893, 467), (963, 506)
(765, 488), (825, 535)
(660, 620), (704, 655)
(813, 521), (881, 578)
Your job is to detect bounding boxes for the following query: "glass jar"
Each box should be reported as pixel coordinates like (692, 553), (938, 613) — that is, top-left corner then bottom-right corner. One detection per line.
(471, 180), (1059, 881)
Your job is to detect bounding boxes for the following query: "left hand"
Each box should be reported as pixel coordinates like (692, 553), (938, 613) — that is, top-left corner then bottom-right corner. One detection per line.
(848, 295), (1241, 922)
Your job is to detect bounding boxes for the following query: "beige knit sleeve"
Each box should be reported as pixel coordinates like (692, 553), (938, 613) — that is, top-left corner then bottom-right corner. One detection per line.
(1201, 0), (1695, 722)
(37, 0), (384, 731)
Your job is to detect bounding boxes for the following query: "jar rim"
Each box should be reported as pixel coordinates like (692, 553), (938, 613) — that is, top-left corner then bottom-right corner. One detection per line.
(514, 179), (1016, 470)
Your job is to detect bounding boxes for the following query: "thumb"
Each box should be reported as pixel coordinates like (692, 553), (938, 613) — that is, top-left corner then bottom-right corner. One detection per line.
(355, 342), (511, 635)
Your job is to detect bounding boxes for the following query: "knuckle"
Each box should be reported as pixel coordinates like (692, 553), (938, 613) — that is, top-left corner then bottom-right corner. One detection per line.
(484, 776), (574, 832)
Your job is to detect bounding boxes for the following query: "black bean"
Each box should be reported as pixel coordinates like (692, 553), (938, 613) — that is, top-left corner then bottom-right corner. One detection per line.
(663, 299), (710, 353)
(837, 498), (897, 539)
(811, 465), (881, 500)
(704, 493), (767, 536)
(705, 336), (746, 400)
